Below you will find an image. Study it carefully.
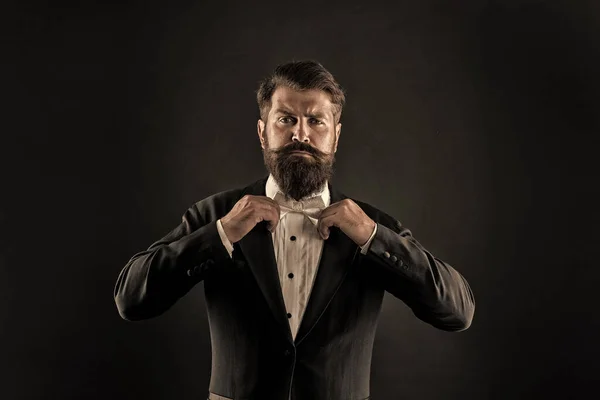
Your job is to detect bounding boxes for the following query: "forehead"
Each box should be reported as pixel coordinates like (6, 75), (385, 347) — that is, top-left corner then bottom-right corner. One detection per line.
(270, 86), (334, 115)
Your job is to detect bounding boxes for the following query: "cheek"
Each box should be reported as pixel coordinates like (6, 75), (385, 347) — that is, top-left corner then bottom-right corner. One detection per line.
(266, 128), (287, 148)
(319, 132), (337, 152)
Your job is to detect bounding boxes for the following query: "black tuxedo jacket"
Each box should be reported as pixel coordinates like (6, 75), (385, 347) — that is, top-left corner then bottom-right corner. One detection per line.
(114, 175), (475, 400)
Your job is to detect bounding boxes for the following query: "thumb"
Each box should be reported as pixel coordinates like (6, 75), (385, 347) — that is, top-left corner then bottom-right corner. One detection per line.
(266, 221), (275, 233)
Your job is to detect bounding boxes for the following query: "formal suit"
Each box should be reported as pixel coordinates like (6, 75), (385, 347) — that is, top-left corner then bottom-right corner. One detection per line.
(114, 175), (475, 400)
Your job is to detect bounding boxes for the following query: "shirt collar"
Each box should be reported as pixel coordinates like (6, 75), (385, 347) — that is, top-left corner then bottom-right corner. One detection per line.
(265, 173), (330, 207)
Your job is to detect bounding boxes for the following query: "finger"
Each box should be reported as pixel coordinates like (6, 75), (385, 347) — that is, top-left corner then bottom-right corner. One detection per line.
(253, 200), (280, 232)
(268, 207), (280, 232)
(317, 216), (333, 240)
(256, 196), (282, 215)
(267, 199), (281, 231)
(261, 197), (281, 232)
(318, 206), (335, 222)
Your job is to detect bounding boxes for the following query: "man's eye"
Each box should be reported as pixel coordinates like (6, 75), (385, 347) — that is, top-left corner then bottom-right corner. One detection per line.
(310, 118), (323, 125)
(279, 117), (293, 123)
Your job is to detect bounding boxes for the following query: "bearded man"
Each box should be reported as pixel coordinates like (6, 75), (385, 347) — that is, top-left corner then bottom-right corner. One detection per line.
(114, 60), (475, 400)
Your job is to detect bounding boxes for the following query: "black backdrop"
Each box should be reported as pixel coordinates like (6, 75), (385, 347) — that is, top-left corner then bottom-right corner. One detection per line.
(4, 0), (599, 399)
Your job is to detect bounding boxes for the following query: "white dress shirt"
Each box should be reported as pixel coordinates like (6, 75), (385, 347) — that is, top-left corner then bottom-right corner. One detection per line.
(216, 174), (378, 339)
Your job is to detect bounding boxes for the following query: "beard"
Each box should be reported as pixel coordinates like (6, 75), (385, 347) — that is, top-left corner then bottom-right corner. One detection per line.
(262, 132), (336, 202)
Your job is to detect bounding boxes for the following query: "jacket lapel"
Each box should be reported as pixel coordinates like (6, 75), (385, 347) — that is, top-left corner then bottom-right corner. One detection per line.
(236, 176), (360, 346)
(294, 183), (359, 345)
(238, 176), (293, 343)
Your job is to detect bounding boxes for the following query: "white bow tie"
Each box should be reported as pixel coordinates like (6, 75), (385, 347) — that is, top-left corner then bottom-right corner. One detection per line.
(273, 192), (325, 226)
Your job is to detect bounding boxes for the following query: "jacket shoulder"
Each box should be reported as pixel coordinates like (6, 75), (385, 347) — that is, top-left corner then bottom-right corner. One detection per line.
(351, 198), (406, 235)
(183, 177), (267, 228)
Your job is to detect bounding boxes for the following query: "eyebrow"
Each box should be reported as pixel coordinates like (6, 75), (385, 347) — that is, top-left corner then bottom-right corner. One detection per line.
(307, 111), (326, 119)
(273, 108), (328, 119)
(273, 108), (294, 115)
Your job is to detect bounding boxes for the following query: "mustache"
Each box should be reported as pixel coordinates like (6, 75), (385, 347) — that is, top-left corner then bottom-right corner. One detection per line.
(275, 143), (322, 157)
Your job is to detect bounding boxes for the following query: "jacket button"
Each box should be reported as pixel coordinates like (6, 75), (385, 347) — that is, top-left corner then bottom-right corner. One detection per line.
(193, 263), (204, 275)
(383, 251), (391, 258)
(391, 255), (397, 262)
(284, 349), (291, 356)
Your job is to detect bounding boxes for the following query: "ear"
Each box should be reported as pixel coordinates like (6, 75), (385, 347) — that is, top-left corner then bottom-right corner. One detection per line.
(333, 122), (342, 153)
(257, 119), (266, 149)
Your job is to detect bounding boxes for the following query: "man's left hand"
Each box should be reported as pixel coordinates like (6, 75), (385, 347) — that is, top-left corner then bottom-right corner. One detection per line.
(317, 199), (376, 246)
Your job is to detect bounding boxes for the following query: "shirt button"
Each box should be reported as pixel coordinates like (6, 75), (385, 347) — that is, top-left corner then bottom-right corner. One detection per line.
(290, 236), (296, 241)
(287, 313), (292, 318)
(288, 273), (294, 279)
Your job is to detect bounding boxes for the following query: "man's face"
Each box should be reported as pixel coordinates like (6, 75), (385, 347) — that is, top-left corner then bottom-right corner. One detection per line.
(258, 86), (342, 201)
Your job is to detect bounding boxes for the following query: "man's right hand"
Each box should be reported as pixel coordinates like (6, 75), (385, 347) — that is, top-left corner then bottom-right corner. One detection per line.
(220, 195), (281, 243)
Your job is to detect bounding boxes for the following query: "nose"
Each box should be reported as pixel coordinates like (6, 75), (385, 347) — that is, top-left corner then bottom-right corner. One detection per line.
(291, 120), (309, 143)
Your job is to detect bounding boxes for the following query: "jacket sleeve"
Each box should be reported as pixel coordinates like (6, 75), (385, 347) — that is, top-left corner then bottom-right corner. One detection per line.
(365, 220), (475, 332)
(113, 206), (232, 321)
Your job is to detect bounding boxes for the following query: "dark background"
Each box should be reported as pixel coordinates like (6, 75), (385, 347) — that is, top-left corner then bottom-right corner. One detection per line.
(4, 0), (599, 399)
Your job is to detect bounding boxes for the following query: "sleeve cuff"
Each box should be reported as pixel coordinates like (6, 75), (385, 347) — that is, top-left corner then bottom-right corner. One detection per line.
(360, 223), (378, 255)
(216, 219), (234, 258)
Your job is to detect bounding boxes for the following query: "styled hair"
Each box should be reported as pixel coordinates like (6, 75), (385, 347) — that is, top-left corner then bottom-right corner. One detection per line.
(256, 60), (346, 123)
